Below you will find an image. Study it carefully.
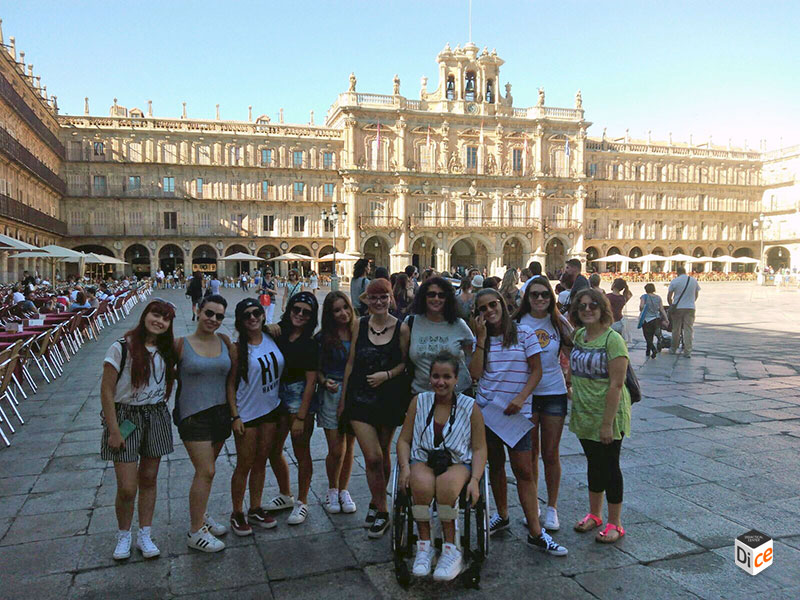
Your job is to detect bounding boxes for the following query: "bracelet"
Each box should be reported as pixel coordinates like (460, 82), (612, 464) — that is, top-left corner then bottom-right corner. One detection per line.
(386, 370), (391, 380)
(231, 415), (241, 422)
(476, 345), (485, 351)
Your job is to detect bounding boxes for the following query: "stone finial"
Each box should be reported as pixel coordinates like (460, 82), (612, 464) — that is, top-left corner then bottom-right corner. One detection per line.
(744, 139), (748, 150)
(248, 105), (252, 121)
(537, 87), (545, 107)
(8, 36), (15, 60)
(215, 104), (220, 120)
(727, 137), (731, 150)
(42, 85), (46, 99)
(181, 102), (186, 119)
(625, 128), (630, 143)
(602, 127), (607, 141)
(575, 89), (582, 109)
(0, 19), (4, 45)
(36, 76), (41, 91)
(309, 110), (314, 125)
(51, 96), (58, 114)
(279, 108), (284, 123)
(647, 130), (652, 144)
(668, 132), (673, 145)
(348, 72), (357, 92)
(689, 133), (693, 146)
(19, 51), (25, 67)
(84, 97), (90, 115)
(147, 100), (152, 116)
(708, 134), (713, 146)
(27, 65), (34, 83)
(393, 74), (400, 95)
(113, 97), (118, 107)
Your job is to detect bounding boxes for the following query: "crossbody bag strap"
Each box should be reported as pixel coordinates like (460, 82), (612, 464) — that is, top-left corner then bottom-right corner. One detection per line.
(674, 277), (691, 307)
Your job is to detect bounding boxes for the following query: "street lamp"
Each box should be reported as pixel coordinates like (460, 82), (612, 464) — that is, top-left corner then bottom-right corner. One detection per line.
(752, 212), (771, 283)
(321, 203), (347, 291)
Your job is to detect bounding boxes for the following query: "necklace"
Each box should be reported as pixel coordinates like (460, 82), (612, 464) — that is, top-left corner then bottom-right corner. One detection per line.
(370, 324), (389, 336)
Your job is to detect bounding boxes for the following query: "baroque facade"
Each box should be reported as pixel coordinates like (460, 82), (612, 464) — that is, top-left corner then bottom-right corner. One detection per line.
(1, 26), (798, 280)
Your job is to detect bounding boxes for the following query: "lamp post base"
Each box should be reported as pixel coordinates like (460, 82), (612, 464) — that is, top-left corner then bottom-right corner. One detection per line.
(331, 273), (340, 292)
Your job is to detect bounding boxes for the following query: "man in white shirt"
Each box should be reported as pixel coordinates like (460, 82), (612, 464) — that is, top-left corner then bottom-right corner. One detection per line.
(667, 266), (700, 357)
(156, 269), (165, 289)
(11, 288), (25, 304)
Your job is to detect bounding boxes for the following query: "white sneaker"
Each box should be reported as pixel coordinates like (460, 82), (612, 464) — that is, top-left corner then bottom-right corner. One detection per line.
(287, 502), (308, 525)
(433, 543), (463, 582)
(412, 540), (435, 577)
(325, 489), (341, 514)
(187, 525), (225, 553)
(265, 494), (295, 512)
(113, 530), (131, 560)
(542, 506), (560, 531)
(204, 512), (228, 536)
(339, 490), (357, 514)
(136, 527), (160, 558)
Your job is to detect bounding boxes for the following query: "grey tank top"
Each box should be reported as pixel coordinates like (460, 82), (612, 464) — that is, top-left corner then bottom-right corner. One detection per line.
(176, 336), (231, 423)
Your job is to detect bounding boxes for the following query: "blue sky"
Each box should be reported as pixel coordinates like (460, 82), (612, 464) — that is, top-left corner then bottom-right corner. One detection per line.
(4, 1), (798, 149)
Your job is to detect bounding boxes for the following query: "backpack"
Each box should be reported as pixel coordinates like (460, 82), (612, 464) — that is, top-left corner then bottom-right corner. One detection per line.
(116, 338), (128, 383)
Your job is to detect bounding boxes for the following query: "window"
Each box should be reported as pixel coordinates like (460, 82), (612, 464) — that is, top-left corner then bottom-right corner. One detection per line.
(485, 79), (494, 104)
(229, 146), (241, 165)
(162, 143), (177, 163)
(262, 215), (275, 232)
(588, 163), (597, 177)
(261, 180), (270, 199)
(323, 183), (335, 198)
(293, 151), (304, 167)
(93, 142), (105, 156)
(163, 177), (175, 195)
(261, 148), (272, 166)
(231, 214), (244, 232)
(69, 141), (83, 161)
(94, 211), (107, 226)
(323, 218), (335, 233)
(510, 204), (524, 225)
(128, 212), (142, 226)
(419, 201), (434, 223)
(293, 181), (305, 197)
(612, 164), (620, 179)
(197, 213), (210, 229)
(197, 145), (211, 165)
(369, 201), (384, 216)
(196, 178), (204, 198)
(656, 166), (663, 181)
(512, 149), (523, 172)
(293, 216), (305, 232)
(93, 175), (107, 195)
(676, 223), (684, 239)
(127, 176), (141, 191)
(466, 146), (478, 169)
(163, 211), (178, 230)
(323, 152), (334, 168)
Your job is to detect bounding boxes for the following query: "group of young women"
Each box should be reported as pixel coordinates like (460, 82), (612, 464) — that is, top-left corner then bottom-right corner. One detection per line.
(99, 269), (632, 582)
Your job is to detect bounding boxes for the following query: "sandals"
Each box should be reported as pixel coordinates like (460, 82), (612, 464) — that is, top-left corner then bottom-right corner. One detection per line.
(574, 513), (603, 533)
(595, 523), (625, 543)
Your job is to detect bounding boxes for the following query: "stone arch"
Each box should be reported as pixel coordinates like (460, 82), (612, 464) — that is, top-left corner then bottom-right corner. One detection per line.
(448, 235), (490, 273)
(157, 243), (184, 274)
(712, 247), (725, 272)
(733, 247), (755, 273)
(192, 244), (218, 275)
(73, 244), (115, 257)
(585, 246), (600, 271)
(362, 236), (390, 270)
(317, 245), (336, 275)
(545, 237), (567, 277)
(766, 246), (790, 271)
(289, 244), (313, 275)
(257, 244), (280, 274)
(628, 246), (643, 273)
(411, 236), (438, 270)
(124, 243), (151, 277)
(650, 246), (666, 273)
(502, 236), (525, 270)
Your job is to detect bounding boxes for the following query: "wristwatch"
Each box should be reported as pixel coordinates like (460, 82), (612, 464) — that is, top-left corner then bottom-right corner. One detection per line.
(231, 415), (241, 424)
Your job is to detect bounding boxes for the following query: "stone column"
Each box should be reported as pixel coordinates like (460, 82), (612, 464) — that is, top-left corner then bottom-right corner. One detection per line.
(394, 181), (411, 269)
(534, 124), (544, 175)
(572, 185), (587, 261)
(343, 179), (359, 254)
(0, 251), (8, 283)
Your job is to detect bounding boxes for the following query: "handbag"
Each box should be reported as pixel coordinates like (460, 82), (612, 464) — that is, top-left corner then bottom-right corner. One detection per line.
(667, 277), (691, 318)
(604, 331), (641, 404)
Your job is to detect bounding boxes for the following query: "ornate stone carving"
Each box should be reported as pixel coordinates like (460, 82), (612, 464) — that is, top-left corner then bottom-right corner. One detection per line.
(348, 72), (357, 92)
(486, 153), (497, 175)
(575, 89), (582, 109)
(393, 74), (400, 95)
(420, 76), (428, 100)
(448, 152), (463, 174)
(468, 181), (478, 197)
(537, 87), (545, 107)
(502, 83), (513, 107)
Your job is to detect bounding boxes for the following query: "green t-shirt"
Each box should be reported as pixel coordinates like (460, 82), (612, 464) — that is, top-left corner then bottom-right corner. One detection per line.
(568, 327), (631, 442)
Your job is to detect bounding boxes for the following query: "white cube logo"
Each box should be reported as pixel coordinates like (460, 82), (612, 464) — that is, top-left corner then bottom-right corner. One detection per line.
(735, 530), (773, 575)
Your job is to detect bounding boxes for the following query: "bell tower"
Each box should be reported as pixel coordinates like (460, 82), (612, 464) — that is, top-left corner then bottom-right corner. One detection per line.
(424, 43), (505, 115)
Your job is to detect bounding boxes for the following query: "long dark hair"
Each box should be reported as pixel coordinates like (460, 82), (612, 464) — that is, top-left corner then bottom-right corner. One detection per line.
(233, 303), (264, 386)
(514, 276), (569, 342)
(353, 258), (369, 279)
(319, 291), (356, 353)
(474, 288), (518, 349)
(123, 299), (177, 397)
(410, 276), (458, 324)
(393, 273), (409, 305)
(278, 292), (319, 338)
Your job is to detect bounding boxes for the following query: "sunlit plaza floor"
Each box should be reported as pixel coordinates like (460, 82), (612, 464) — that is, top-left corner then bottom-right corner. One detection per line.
(1, 281), (799, 599)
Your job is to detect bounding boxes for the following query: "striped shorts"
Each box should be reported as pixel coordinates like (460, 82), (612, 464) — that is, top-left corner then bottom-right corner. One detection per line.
(101, 402), (174, 463)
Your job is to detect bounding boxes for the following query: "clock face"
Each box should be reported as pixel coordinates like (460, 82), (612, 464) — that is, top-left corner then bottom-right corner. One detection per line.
(467, 103), (478, 114)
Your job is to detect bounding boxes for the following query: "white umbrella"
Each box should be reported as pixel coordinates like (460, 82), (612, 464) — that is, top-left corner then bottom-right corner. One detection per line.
(687, 256), (716, 263)
(88, 253), (127, 265)
(218, 251), (263, 261)
(712, 255), (737, 263)
(591, 253), (629, 262)
(272, 252), (315, 261)
(0, 234), (39, 251)
(317, 252), (362, 262)
(627, 254), (667, 263)
(731, 256), (760, 264)
(667, 253), (696, 262)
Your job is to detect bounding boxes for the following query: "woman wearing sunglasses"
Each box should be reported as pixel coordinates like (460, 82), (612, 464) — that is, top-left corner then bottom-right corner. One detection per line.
(174, 294), (234, 552)
(568, 289), (631, 544)
(228, 298), (285, 536)
(340, 278), (410, 538)
(469, 289), (568, 556)
(281, 268), (304, 314)
(514, 276), (573, 533)
(263, 292), (320, 526)
(100, 299), (178, 561)
(407, 277), (474, 397)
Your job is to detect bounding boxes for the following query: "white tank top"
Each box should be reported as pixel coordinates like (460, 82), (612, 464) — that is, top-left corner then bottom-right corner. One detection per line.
(235, 334), (284, 423)
(410, 392), (475, 466)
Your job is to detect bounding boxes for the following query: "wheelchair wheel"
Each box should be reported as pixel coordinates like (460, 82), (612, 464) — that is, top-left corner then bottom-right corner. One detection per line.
(392, 489), (410, 555)
(479, 472), (490, 557)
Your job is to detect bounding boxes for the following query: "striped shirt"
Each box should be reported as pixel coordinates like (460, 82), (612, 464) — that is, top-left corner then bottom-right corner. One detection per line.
(476, 324), (542, 418)
(410, 392), (475, 466)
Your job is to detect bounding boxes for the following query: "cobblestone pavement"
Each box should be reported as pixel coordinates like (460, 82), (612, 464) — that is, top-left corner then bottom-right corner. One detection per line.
(2, 282), (799, 599)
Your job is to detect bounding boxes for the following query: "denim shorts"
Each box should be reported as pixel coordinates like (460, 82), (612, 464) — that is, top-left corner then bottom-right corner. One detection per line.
(316, 379), (342, 430)
(409, 458), (472, 475)
(178, 404), (231, 443)
(531, 393), (568, 417)
(279, 380), (316, 415)
(485, 424), (532, 452)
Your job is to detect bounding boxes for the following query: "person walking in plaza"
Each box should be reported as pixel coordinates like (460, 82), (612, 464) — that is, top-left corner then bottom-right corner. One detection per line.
(568, 289), (631, 543)
(263, 292), (320, 525)
(667, 266), (700, 357)
(499, 269), (521, 311)
(514, 276), (573, 532)
(606, 277), (633, 341)
(589, 273), (605, 294)
(564, 258), (590, 313)
(175, 294), (234, 552)
(208, 273), (222, 296)
(407, 276), (474, 397)
(340, 278), (410, 538)
(260, 268), (278, 323)
(396, 352), (487, 581)
(228, 298), (284, 536)
(309, 270), (319, 292)
(281, 268), (304, 313)
(186, 271), (205, 321)
(469, 289), (568, 556)
(639, 283), (669, 359)
(351, 258), (371, 316)
(315, 291), (358, 515)
(391, 273), (413, 319)
(100, 298), (178, 560)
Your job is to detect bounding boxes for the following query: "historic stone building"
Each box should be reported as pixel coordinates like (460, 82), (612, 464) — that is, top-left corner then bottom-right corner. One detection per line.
(1, 24), (797, 279)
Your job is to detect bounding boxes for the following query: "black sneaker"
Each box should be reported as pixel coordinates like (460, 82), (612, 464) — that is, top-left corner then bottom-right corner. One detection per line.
(368, 512), (390, 538)
(527, 529), (568, 556)
(488, 513), (510, 536)
(363, 503), (377, 529)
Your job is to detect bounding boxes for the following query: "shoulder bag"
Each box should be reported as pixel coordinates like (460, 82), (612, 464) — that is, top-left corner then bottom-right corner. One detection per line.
(604, 330), (641, 404)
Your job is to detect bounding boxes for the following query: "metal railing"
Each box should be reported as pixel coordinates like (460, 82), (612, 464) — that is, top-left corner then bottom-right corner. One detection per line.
(0, 126), (65, 194)
(0, 192), (66, 235)
(359, 216), (404, 229)
(0, 72), (64, 157)
(409, 215), (542, 230)
(543, 218), (582, 231)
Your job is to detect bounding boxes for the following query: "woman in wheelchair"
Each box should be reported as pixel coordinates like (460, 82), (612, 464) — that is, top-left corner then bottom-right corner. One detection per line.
(396, 352), (487, 581)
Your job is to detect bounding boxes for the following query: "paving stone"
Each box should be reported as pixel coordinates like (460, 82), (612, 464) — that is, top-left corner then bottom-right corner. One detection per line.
(2, 509), (90, 544)
(31, 468), (103, 493)
(0, 475), (38, 497)
(21, 487), (97, 515)
(174, 583), (275, 599)
(70, 560), (170, 599)
(272, 570), (378, 600)
(256, 531), (357, 579)
(575, 563), (699, 600)
(0, 536), (84, 576)
(609, 521), (703, 562)
(0, 456), (49, 476)
(668, 482), (753, 511)
(0, 491), (26, 517)
(0, 573), (73, 600)
(169, 545), (267, 595)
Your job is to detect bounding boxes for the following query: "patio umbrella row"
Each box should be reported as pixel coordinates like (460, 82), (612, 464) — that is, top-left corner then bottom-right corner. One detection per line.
(592, 254), (760, 264)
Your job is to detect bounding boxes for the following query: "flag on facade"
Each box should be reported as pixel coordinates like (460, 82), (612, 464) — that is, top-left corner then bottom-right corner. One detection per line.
(565, 137), (570, 157)
(376, 122), (381, 148)
(479, 121), (484, 145)
(426, 125), (431, 148)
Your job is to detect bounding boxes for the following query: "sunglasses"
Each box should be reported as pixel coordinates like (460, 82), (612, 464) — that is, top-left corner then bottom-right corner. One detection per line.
(150, 298), (177, 309)
(477, 300), (500, 313)
(578, 301), (600, 312)
(426, 291), (447, 299)
(203, 309), (225, 322)
(291, 305), (314, 318)
(368, 294), (389, 303)
(529, 290), (551, 300)
(243, 308), (264, 320)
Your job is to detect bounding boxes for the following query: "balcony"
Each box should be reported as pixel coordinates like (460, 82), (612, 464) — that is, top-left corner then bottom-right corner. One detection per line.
(359, 216), (404, 230)
(0, 192), (66, 236)
(409, 216), (542, 231)
(543, 218), (582, 231)
(0, 72), (64, 157)
(0, 126), (66, 194)
(66, 221), (349, 239)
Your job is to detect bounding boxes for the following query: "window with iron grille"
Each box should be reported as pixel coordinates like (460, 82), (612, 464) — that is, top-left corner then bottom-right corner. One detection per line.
(293, 216), (305, 232)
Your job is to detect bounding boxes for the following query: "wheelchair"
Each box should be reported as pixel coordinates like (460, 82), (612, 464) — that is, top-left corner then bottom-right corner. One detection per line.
(389, 461), (490, 589)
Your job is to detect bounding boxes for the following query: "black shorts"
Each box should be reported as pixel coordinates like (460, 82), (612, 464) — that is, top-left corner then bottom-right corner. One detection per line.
(178, 404), (232, 443)
(244, 405), (282, 428)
